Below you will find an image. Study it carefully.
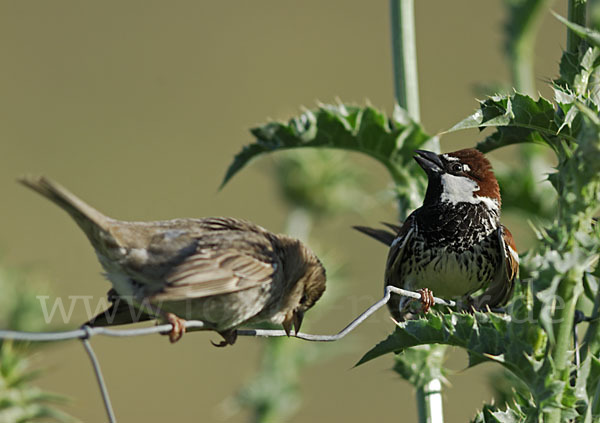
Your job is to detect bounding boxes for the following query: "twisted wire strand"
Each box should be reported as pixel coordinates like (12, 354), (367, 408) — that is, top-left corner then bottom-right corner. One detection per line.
(0, 287), (454, 423)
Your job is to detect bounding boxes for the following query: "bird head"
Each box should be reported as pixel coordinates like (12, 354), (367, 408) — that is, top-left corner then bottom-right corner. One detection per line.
(414, 148), (500, 209)
(274, 236), (326, 336)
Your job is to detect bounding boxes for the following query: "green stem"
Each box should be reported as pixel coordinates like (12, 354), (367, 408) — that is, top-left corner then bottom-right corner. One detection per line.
(506, 0), (556, 96)
(593, 375), (600, 417)
(416, 387), (428, 423)
(546, 5), (591, 418)
(390, 0), (420, 122)
(568, 0), (588, 54)
(545, 268), (581, 423)
(547, 10), (588, 419)
(416, 379), (444, 423)
(579, 273), (600, 364)
(592, 0), (600, 29)
(389, 3), (442, 422)
(510, 39), (536, 96)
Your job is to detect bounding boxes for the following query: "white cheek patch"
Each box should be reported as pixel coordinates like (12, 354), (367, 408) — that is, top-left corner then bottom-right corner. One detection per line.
(440, 173), (479, 203)
(440, 173), (499, 211)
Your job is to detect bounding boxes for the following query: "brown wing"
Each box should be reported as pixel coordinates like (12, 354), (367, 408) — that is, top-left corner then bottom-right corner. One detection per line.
(478, 225), (519, 308)
(150, 231), (277, 302)
(500, 226), (519, 284)
(353, 222), (403, 246)
(383, 217), (416, 321)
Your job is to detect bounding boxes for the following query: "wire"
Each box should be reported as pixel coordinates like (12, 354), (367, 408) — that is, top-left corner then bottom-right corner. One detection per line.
(81, 326), (117, 423)
(0, 287), (454, 422)
(240, 286), (455, 341)
(0, 287), (454, 343)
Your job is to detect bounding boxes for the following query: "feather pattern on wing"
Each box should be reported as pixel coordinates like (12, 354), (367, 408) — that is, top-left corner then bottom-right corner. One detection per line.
(383, 217), (415, 319)
(477, 225), (518, 307)
(151, 231), (278, 301)
(501, 225), (519, 282)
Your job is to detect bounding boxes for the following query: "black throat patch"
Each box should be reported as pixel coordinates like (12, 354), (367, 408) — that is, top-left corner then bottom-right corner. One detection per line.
(414, 202), (499, 252)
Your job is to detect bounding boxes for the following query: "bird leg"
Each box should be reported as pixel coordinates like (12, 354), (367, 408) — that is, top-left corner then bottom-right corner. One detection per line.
(164, 313), (186, 343)
(211, 329), (238, 348)
(417, 288), (435, 313)
(140, 301), (187, 343)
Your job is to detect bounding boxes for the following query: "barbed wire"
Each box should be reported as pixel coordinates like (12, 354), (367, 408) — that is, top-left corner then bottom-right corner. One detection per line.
(0, 287), (454, 423)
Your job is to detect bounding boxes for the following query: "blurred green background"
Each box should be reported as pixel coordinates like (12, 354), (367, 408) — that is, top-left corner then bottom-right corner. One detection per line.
(1, 1), (566, 421)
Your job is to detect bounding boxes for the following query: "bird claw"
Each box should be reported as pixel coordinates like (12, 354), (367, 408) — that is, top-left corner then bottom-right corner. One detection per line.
(211, 330), (238, 348)
(417, 288), (435, 313)
(165, 313), (186, 343)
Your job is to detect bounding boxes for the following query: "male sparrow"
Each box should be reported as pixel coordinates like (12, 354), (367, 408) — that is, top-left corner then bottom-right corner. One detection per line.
(355, 148), (518, 320)
(20, 176), (326, 345)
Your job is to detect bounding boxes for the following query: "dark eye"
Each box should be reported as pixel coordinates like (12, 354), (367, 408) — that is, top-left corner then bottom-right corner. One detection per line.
(300, 294), (307, 305)
(449, 163), (463, 173)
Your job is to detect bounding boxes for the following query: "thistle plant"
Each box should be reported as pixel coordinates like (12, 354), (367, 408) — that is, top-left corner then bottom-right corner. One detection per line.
(222, 4), (600, 422)
(0, 342), (74, 423)
(0, 264), (74, 423)
(358, 14), (600, 421)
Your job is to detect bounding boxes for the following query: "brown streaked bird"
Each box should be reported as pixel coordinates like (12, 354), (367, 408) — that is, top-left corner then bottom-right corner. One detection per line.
(20, 176), (326, 345)
(355, 148), (518, 320)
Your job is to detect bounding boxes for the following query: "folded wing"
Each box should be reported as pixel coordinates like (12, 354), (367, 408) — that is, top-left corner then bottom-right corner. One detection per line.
(152, 231), (277, 301)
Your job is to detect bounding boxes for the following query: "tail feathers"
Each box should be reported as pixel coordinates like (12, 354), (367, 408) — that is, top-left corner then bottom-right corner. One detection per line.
(381, 222), (403, 234)
(83, 302), (153, 327)
(353, 225), (397, 247)
(19, 175), (111, 238)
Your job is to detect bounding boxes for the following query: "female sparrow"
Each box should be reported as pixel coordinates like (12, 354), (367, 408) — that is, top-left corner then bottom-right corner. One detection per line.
(21, 176), (326, 345)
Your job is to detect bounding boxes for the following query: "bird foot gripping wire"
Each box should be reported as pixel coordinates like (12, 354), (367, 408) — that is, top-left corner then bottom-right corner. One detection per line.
(164, 313), (186, 343)
(417, 288), (435, 313)
(239, 286), (456, 341)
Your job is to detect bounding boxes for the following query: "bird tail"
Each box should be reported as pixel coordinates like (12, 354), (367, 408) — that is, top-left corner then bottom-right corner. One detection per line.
(353, 223), (399, 247)
(19, 176), (113, 244)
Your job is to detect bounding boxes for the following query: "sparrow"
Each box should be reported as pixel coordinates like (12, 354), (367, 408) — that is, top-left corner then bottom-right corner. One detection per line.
(355, 148), (518, 320)
(20, 176), (326, 345)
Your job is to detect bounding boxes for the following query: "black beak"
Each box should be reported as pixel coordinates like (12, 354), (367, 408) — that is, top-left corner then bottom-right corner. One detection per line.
(282, 315), (293, 337)
(293, 311), (304, 334)
(414, 150), (443, 175)
(282, 310), (304, 336)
